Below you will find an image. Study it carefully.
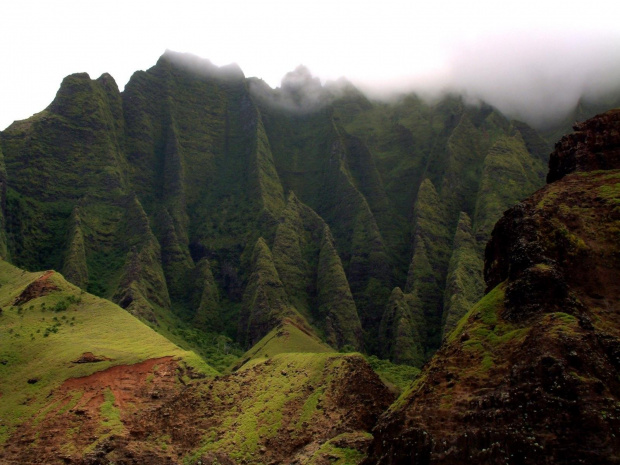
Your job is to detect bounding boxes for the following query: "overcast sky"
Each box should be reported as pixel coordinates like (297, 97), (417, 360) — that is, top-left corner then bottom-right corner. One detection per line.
(2, 0), (620, 130)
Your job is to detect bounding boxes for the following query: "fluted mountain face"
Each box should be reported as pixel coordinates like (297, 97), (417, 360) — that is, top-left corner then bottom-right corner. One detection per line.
(0, 51), (591, 360)
(364, 109), (620, 464)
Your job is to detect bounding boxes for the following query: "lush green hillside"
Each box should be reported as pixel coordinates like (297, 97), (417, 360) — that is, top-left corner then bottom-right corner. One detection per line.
(0, 260), (396, 464)
(0, 260), (214, 445)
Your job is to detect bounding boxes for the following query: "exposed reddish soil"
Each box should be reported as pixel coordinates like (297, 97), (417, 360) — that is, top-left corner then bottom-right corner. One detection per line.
(61, 356), (177, 411)
(1, 357), (182, 465)
(135, 354), (393, 465)
(13, 270), (58, 305)
(2, 354), (392, 465)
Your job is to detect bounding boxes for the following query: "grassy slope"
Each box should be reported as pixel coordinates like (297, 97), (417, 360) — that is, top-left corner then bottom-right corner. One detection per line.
(0, 260), (215, 444)
(240, 319), (418, 397)
(239, 319), (334, 364)
(180, 351), (391, 465)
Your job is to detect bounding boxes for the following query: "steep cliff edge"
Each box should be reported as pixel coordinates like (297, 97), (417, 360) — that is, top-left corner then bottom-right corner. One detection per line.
(364, 109), (620, 464)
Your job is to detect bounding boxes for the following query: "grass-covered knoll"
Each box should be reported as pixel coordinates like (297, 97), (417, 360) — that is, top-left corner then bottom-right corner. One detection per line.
(0, 260), (215, 444)
(240, 318), (417, 395)
(239, 319), (334, 366)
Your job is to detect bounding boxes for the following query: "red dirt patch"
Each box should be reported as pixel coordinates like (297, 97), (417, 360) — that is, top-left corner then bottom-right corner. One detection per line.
(1, 356), (183, 465)
(13, 270), (58, 305)
(62, 356), (176, 411)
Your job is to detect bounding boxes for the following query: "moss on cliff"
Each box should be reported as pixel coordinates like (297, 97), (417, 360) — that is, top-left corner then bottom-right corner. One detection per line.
(442, 212), (484, 338)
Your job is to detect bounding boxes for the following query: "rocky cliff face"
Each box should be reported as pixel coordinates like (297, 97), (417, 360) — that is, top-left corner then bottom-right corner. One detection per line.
(364, 109), (620, 464)
(547, 108), (620, 183)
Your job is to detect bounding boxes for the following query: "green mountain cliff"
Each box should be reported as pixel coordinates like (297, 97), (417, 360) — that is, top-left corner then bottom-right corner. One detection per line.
(0, 51), (610, 364)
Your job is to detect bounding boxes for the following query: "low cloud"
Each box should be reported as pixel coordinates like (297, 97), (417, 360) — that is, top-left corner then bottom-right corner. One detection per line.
(249, 65), (332, 113)
(244, 31), (620, 130)
(160, 50), (245, 82)
(353, 32), (620, 129)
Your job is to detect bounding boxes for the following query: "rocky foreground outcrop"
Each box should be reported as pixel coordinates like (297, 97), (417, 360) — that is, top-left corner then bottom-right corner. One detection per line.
(547, 108), (620, 183)
(364, 110), (620, 464)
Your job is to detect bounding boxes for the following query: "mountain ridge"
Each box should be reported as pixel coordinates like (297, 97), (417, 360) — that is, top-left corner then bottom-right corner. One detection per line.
(0, 51), (616, 363)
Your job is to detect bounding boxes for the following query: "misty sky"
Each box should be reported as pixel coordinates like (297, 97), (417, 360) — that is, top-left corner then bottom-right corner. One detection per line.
(2, 0), (620, 130)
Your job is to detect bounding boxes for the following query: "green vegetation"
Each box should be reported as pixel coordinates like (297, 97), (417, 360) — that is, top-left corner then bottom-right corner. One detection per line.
(473, 132), (546, 243)
(272, 193), (364, 350)
(442, 212), (484, 337)
(307, 432), (372, 464)
(99, 388), (123, 435)
(378, 287), (425, 366)
(241, 320), (334, 362)
(316, 226), (364, 349)
(364, 355), (421, 393)
(445, 283), (530, 378)
(406, 179), (452, 348)
(183, 352), (375, 464)
(597, 177), (620, 204)
(239, 237), (302, 346)
(61, 206), (89, 288)
(0, 143), (9, 260)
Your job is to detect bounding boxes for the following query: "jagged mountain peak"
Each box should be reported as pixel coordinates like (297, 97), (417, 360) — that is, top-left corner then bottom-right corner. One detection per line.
(158, 49), (245, 81)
